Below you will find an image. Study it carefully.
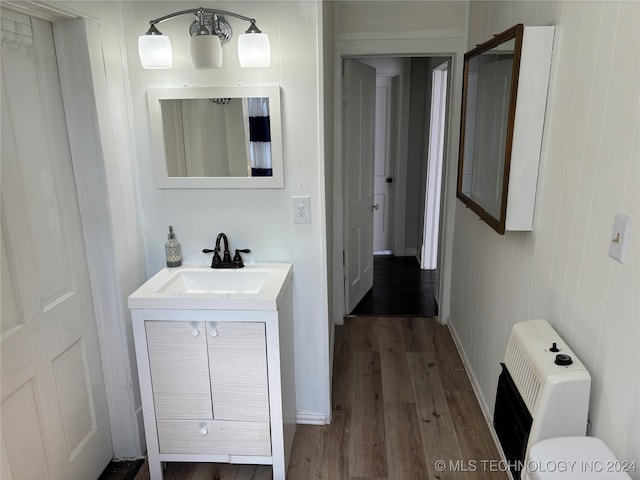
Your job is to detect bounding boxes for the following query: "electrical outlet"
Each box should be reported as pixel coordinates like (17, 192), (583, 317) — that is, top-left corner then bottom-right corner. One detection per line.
(291, 196), (311, 224)
(608, 213), (631, 263)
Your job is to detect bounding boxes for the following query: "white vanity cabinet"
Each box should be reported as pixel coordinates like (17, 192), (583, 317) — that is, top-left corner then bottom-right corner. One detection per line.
(129, 264), (295, 480)
(146, 321), (271, 455)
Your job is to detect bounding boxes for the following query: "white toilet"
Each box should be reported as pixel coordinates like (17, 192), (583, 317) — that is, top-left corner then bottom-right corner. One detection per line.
(523, 436), (632, 479)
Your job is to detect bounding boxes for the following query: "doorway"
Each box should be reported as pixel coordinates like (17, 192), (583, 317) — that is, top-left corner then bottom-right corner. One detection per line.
(350, 256), (438, 316)
(342, 56), (452, 317)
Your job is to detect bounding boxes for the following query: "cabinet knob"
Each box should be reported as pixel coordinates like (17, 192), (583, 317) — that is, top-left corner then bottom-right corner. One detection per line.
(199, 425), (208, 436)
(191, 327), (200, 337)
(209, 327), (219, 337)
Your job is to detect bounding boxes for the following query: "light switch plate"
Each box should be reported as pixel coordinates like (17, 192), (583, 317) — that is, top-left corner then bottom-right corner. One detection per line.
(291, 196), (311, 224)
(608, 213), (631, 263)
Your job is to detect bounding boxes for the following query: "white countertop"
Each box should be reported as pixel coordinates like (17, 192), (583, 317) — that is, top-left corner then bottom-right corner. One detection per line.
(128, 263), (293, 311)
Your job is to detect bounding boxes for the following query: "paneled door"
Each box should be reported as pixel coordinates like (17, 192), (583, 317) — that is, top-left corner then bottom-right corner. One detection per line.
(1, 12), (112, 479)
(343, 59), (376, 313)
(373, 75), (396, 253)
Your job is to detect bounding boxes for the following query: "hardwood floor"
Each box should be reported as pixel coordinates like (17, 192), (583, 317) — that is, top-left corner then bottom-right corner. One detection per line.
(131, 317), (507, 480)
(351, 256), (438, 317)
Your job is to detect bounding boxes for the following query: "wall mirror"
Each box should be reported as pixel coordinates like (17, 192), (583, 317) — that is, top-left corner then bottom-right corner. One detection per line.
(147, 86), (283, 188)
(457, 24), (524, 234)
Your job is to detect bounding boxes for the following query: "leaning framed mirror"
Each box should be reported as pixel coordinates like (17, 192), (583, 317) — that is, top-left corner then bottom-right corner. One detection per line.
(457, 24), (524, 234)
(147, 85), (284, 188)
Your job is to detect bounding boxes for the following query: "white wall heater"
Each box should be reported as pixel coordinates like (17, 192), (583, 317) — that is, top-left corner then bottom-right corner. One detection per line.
(493, 319), (591, 478)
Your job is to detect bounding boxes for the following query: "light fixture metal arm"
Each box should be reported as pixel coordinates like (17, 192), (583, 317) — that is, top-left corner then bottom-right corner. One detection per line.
(139, 6), (270, 69)
(148, 7), (256, 28)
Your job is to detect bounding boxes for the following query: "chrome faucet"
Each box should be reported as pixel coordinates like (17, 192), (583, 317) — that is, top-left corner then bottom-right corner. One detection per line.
(202, 233), (250, 268)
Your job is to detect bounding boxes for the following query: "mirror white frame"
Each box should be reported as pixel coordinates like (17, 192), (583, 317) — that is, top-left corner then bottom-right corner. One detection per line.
(147, 85), (284, 188)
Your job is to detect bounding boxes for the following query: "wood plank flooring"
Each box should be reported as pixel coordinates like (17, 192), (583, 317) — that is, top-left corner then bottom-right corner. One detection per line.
(351, 256), (438, 317)
(132, 317), (507, 480)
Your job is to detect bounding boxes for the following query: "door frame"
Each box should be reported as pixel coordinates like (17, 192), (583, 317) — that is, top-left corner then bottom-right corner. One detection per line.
(421, 60), (450, 271)
(1, 2), (147, 458)
(55, 15), (147, 458)
(332, 38), (466, 327)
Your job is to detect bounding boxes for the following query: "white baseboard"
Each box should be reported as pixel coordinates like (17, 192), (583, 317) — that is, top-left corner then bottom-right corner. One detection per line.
(446, 322), (492, 416)
(296, 411), (329, 425)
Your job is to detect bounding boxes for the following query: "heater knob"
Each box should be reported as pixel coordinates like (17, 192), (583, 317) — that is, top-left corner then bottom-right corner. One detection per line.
(554, 353), (573, 366)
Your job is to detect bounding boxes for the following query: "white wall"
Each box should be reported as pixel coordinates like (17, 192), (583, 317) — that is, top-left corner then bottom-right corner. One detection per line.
(122, 1), (330, 424)
(449, 1), (640, 473)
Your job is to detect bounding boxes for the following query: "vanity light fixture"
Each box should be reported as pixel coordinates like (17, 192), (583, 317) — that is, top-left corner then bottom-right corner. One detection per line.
(138, 7), (270, 69)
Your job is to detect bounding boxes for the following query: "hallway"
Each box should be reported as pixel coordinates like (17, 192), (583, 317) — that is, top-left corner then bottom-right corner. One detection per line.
(351, 255), (438, 317)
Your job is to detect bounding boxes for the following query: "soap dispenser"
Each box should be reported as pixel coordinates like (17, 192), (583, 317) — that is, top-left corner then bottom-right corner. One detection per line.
(165, 225), (182, 267)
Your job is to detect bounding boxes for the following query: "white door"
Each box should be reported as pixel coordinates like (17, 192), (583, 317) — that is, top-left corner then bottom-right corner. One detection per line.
(1, 12), (112, 479)
(373, 76), (397, 253)
(343, 59), (376, 313)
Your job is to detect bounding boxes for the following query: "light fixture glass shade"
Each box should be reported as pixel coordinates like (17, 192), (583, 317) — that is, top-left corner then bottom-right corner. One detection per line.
(238, 33), (271, 68)
(138, 34), (172, 69)
(190, 35), (223, 69)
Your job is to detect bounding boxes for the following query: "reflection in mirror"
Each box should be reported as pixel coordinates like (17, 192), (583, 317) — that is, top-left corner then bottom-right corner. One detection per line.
(161, 97), (272, 178)
(457, 24), (523, 234)
(147, 86), (283, 188)
(461, 39), (515, 219)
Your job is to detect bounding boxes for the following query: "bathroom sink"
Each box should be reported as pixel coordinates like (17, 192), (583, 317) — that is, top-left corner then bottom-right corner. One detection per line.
(157, 268), (270, 295)
(128, 263), (292, 310)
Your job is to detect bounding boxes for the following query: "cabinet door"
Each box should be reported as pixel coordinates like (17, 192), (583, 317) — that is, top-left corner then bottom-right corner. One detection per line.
(207, 322), (270, 422)
(146, 321), (213, 419)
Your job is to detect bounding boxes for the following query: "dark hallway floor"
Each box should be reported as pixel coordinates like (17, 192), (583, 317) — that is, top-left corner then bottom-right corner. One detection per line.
(350, 255), (438, 317)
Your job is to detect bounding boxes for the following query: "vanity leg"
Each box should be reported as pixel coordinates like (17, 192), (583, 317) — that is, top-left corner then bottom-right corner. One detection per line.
(273, 459), (285, 480)
(147, 454), (163, 480)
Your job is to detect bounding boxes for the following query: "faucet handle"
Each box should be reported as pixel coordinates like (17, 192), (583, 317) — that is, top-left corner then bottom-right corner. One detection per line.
(232, 248), (251, 267)
(203, 247), (221, 258)
(202, 247), (222, 268)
